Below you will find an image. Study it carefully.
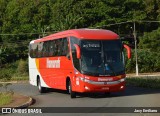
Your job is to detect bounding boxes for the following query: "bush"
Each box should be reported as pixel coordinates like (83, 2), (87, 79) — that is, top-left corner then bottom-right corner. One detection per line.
(125, 49), (160, 73)
(16, 59), (28, 76)
(126, 77), (160, 89)
(0, 59), (28, 81)
(0, 68), (14, 81)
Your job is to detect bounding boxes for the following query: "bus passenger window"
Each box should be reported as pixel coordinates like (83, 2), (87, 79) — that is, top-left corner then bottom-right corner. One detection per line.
(31, 43), (38, 58)
(42, 41), (49, 57)
(62, 38), (68, 56)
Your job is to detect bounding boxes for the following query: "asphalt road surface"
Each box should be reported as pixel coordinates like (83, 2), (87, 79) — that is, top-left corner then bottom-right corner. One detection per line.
(1, 83), (160, 116)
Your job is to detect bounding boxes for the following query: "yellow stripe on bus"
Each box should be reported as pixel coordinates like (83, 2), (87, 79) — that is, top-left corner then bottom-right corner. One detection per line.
(35, 59), (39, 72)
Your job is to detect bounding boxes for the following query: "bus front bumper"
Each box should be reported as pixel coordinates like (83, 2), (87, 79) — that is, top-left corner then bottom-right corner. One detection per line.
(76, 78), (125, 93)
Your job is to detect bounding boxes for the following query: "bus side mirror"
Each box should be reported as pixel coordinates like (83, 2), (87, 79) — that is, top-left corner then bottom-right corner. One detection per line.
(74, 44), (81, 59)
(123, 44), (131, 59)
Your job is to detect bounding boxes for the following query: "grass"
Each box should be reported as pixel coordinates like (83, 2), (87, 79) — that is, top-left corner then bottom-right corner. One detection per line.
(10, 76), (29, 81)
(126, 77), (160, 89)
(0, 76), (29, 82)
(0, 92), (13, 106)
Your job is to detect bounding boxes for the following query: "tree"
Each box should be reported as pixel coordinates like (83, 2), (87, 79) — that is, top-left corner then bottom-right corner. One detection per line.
(139, 28), (160, 52)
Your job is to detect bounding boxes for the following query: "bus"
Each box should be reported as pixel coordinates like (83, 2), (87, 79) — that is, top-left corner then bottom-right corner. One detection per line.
(29, 29), (131, 98)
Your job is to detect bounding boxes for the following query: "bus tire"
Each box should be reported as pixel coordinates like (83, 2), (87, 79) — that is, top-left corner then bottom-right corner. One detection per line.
(68, 80), (76, 98)
(38, 78), (45, 93)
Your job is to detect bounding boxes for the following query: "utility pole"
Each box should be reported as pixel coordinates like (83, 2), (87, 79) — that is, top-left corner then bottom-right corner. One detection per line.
(133, 21), (139, 76)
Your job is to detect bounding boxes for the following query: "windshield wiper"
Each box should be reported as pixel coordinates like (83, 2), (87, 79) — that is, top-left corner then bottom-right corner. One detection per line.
(81, 70), (99, 76)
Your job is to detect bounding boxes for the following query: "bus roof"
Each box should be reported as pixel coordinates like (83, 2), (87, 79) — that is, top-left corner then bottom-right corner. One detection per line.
(33, 29), (119, 43)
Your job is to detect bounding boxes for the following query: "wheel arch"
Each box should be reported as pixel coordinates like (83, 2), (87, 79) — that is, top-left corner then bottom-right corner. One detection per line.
(66, 76), (71, 90)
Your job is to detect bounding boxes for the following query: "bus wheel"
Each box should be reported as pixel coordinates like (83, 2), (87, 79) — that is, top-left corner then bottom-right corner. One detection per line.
(38, 78), (45, 93)
(68, 80), (76, 98)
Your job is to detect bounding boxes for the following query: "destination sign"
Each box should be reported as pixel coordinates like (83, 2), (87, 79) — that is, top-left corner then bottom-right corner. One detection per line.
(82, 44), (100, 48)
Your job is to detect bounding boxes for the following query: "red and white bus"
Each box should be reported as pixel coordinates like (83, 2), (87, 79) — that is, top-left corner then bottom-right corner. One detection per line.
(29, 29), (131, 98)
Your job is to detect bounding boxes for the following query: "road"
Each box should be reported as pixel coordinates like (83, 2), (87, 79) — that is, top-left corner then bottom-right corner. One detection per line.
(1, 83), (160, 116)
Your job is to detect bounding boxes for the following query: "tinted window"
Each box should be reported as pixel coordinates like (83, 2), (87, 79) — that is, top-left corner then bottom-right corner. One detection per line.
(80, 40), (124, 76)
(29, 38), (69, 58)
(29, 43), (38, 58)
(48, 40), (55, 56)
(37, 42), (44, 57)
(61, 38), (68, 56)
(42, 41), (49, 57)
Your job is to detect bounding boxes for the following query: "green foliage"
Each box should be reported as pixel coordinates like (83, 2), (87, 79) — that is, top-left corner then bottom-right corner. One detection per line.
(16, 59), (28, 76)
(0, 92), (13, 106)
(139, 28), (160, 52)
(125, 49), (160, 73)
(0, 59), (28, 81)
(0, 83), (14, 106)
(138, 50), (160, 72)
(127, 25), (160, 73)
(0, 0), (160, 74)
(126, 77), (160, 89)
(0, 68), (13, 80)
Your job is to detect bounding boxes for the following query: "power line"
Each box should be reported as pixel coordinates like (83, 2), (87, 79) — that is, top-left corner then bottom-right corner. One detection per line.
(0, 21), (159, 46)
(0, 41), (30, 44)
(0, 20), (159, 36)
(89, 21), (133, 29)
(0, 31), (58, 36)
(0, 33), (39, 35)
(138, 20), (160, 23)
(89, 20), (160, 29)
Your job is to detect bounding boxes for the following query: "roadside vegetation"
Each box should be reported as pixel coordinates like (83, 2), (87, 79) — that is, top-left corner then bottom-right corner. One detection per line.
(125, 50), (160, 73)
(126, 77), (160, 89)
(0, 59), (28, 81)
(0, 92), (13, 106)
(0, 0), (160, 82)
(0, 83), (14, 106)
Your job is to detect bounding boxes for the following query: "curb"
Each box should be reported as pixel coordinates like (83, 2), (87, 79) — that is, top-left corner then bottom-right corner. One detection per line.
(0, 95), (33, 114)
(14, 96), (33, 108)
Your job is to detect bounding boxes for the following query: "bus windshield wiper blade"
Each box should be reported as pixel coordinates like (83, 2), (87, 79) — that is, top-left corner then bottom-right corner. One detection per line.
(81, 70), (99, 76)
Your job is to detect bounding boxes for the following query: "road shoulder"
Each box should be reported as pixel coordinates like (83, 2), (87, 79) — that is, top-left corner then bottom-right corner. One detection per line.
(1, 93), (33, 108)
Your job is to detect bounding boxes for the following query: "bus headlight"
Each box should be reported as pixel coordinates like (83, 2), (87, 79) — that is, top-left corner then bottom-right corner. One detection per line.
(79, 77), (102, 85)
(79, 77), (84, 81)
(119, 78), (125, 82)
(79, 77), (90, 82)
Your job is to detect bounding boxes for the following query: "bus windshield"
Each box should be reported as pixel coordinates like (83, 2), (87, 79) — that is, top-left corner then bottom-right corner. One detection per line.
(81, 40), (125, 76)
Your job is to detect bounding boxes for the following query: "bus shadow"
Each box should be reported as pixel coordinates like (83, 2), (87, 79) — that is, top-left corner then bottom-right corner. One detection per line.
(115, 85), (160, 97)
(43, 88), (69, 95)
(41, 88), (111, 98)
(41, 85), (160, 99)
(78, 86), (160, 98)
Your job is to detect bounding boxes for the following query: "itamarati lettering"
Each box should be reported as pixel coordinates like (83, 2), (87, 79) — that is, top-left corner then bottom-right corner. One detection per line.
(47, 58), (60, 68)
